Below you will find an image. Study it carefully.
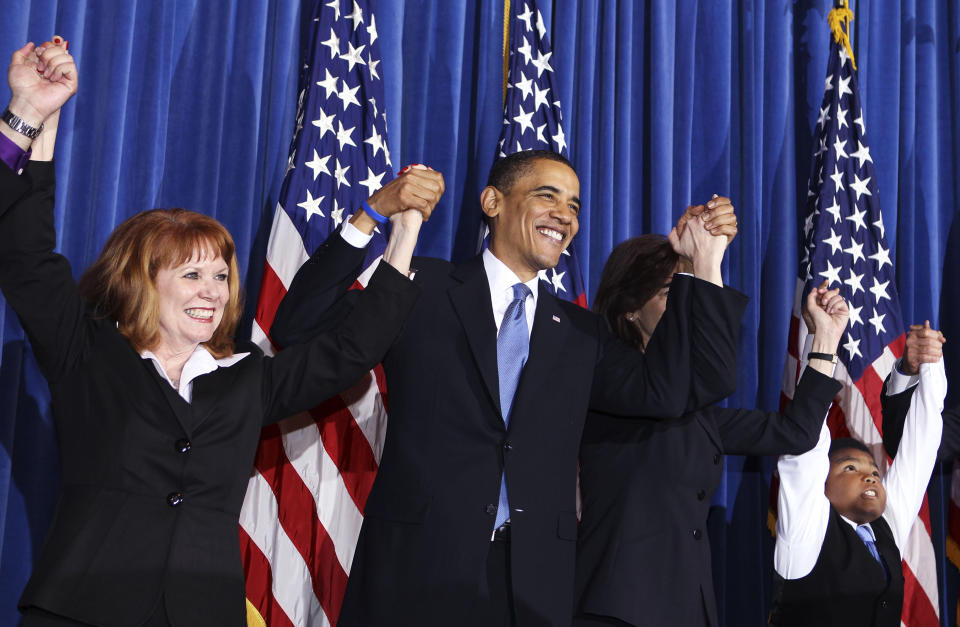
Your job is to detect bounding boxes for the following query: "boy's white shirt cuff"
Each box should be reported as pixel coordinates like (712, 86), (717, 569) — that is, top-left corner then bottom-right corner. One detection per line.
(885, 358), (920, 395)
(341, 218), (374, 248)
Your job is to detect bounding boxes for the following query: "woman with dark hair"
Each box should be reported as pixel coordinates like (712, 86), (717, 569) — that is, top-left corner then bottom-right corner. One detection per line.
(574, 228), (850, 627)
(0, 39), (440, 626)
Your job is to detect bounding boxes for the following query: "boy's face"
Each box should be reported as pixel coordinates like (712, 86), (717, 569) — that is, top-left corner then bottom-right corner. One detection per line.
(824, 447), (886, 524)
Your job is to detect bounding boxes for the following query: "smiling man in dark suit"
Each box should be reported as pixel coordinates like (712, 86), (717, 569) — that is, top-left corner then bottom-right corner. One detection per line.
(271, 149), (748, 627)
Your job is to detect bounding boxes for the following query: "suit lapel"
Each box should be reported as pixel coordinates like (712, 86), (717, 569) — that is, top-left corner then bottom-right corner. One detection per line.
(449, 256), (502, 418)
(190, 363), (245, 432)
(514, 286), (569, 412)
(141, 359), (193, 437)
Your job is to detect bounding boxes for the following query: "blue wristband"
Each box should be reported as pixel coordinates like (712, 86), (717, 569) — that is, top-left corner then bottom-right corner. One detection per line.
(361, 199), (388, 224)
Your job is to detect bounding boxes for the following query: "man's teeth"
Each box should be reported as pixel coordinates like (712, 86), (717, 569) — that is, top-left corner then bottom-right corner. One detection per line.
(864, 489), (877, 497)
(538, 227), (563, 241)
(185, 308), (213, 320)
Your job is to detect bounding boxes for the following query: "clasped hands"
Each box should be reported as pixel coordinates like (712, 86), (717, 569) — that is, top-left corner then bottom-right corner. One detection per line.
(8, 37), (76, 121)
(350, 164), (446, 234)
(6, 36), (76, 157)
(668, 195), (738, 284)
(900, 321), (946, 376)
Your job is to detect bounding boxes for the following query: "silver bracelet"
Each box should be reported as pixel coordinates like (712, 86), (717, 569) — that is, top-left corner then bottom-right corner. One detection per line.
(1, 108), (44, 139)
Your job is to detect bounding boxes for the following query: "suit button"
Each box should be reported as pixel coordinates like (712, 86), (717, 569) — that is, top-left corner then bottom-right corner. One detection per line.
(167, 492), (184, 507)
(697, 489), (706, 501)
(880, 600), (888, 609)
(503, 441), (513, 452)
(485, 504), (497, 516)
(713, 454), (721, 465)
(175, 438), (191, 454)
(692, 528), (702, 540)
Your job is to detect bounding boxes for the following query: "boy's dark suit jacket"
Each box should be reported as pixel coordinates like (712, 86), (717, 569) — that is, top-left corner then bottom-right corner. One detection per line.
(0, 161), (418, 627)
(882, 373), (959, 460)
(575, 368), (842, 627)
(272, 231), (748, 626)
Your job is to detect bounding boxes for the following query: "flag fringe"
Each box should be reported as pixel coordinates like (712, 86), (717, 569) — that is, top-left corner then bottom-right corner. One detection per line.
(828, 0), (857, 70)
(246, 599), (267, 627)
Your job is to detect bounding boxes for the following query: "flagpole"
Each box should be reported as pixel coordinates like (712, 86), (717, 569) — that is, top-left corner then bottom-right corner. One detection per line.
(502, 0), (511, 105)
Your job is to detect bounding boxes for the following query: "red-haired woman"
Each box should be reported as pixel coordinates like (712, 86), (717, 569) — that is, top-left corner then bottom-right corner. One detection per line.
(0, 39), (442, 626)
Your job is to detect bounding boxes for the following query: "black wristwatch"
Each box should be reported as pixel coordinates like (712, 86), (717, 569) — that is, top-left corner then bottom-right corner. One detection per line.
(808, 351), (838, 365)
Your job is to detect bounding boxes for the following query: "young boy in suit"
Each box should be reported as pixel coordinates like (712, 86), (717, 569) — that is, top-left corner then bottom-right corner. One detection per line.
(770, 332), (947, 627)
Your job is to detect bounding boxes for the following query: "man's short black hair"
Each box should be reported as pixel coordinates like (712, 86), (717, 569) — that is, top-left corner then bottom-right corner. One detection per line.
(828, 437), (874, 460)
(486, 150), (575, 194)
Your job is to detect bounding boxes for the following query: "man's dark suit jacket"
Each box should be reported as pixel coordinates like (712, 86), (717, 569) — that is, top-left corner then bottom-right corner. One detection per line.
(0, 161), (419, 627)
(575, 368), (841, 627)
(882, 373), (959, 460)
(271, 230), (748, 626)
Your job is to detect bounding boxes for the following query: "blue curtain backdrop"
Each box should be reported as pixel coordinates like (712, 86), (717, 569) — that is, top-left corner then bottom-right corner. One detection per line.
(0, 1), (957, 625)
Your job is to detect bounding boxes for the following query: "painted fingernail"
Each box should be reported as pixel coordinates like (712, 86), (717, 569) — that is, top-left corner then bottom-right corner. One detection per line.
(64, 40), (69, 51)
(53, 36), (62, 44)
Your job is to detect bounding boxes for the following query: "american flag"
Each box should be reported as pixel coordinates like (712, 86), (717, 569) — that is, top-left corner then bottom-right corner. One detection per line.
(238, 1), (393, 625)
(491, 0), (586, 307)
(779, 23), (940, 627)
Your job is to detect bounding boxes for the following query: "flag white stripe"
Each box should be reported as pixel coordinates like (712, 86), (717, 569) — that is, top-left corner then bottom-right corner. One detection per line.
(340, 374), (390, 461)
(251, 319), (274, 355)
(279, 415), (365, 575)
(906, 520), (940, 609)
(265, 204), (311, 289)
(240, 472), (329, 627)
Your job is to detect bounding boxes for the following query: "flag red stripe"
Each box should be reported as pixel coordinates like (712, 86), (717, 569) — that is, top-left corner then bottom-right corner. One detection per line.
(254, 262), (289, 342)
(786, 314), (801, 359)
(889, 333), (906, 359)
(826, 404), (851, 439)
(917, 494), (933, 537)
(254, 424), (349, 624)
(902, 560), (941, 627)
(854, 365), (886, 435)
(373, 364), (389, 410)
(239, 526), (296, 627)
(307, 387), (381, 513)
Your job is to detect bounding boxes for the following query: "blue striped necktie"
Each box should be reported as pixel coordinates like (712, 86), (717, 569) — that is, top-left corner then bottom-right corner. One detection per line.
(493, 283), (531, 530)
(856, 524), (888, 579)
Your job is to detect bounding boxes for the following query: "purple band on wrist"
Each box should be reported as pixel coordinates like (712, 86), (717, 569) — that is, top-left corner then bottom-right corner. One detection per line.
(0, 132), (30, 173)
(361, 199), (388, 224)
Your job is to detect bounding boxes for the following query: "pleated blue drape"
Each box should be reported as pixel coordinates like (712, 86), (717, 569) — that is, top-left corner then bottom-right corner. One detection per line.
(0, 1), (957, 625)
